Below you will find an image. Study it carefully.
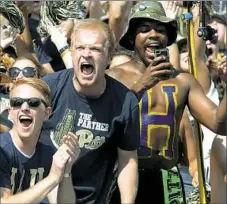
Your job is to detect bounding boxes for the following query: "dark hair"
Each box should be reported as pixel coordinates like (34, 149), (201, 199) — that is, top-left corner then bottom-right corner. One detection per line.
(2, 46), (17, 59)
(209, 14), (227, 26)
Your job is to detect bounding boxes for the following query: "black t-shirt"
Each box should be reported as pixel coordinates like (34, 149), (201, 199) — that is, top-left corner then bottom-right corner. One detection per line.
(34, 37), (66, 72)
(0, 132), (54, 194)
(40, 69), (140, 204)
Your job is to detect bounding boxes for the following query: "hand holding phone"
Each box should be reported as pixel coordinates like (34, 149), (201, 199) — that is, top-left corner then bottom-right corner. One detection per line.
(154, 48), (170, 62)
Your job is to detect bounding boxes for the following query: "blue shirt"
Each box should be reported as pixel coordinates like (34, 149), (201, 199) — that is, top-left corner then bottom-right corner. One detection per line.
(0, 132), (55, 194)
(40, 69), (140, 204)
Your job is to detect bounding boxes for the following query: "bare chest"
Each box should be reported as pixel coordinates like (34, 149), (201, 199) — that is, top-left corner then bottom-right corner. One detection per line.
(138, 82), (188, 166)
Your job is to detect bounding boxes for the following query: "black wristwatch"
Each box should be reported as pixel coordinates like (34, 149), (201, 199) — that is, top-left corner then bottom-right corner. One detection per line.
(59, 45), (69, 54)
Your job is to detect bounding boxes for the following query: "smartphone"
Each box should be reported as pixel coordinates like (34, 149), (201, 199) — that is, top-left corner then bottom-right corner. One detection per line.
(154, 48), (177, 78)
(154, 48), (170, 62)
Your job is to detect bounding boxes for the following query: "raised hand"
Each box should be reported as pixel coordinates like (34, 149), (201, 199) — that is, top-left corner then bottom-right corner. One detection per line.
(49, 144), (70, 183)
(192, 171), (199, 187)
(0, 26), (17, 49)
(48, 26), (68, 51)
(160, 1), (180, 20)
(217, 55), (227, 83)
(62, 132), (81, 174)
(133, 56), (174, 94)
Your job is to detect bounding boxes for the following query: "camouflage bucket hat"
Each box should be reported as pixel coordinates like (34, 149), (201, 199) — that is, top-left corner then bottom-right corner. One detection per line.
(120, 1), (178, 50)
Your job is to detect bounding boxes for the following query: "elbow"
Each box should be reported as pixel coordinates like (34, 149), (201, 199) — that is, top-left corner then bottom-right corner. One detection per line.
(213, 122), (227, 135)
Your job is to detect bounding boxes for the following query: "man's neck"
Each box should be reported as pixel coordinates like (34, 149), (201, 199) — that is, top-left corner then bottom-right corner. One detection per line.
(10, 129), (39, 156)
(72, 76), (106, 98)
(133, 54), (148, 74)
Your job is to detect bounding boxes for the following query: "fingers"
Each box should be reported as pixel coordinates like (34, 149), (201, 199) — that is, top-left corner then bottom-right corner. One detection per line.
(62, 132), (79, 148)
(167, 1), (173, 10)
(64, 136), (80, 156)
(150, 61), (173, 71)
(67, 132), (79, 140)
(53, 145), (70, 168)
(62, 132), (81, 162)
(149, 56), (170, 66)
(192, 171), (199, 187)
(172, 2), (177, 13)
(48, 26), (66, 37)
(192, 179), (199, 187)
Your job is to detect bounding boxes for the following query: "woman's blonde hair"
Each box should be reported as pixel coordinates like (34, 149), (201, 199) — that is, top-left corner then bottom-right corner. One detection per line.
(9, 78), (51, 106)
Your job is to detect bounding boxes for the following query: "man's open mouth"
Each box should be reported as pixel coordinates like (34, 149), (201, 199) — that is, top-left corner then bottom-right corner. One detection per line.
(19, 115), (33, 128)
(145, 43), (160, 53)
(80, 62), (94, 75)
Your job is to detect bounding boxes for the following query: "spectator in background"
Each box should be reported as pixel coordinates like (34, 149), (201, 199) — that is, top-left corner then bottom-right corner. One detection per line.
(1, 56), (44, 131)
(207, 14), (227, 62)
(0, 78), (80, 203)
(8, 56), (43, 81)
(36, 1), (87, 72)
(0, 1), (41, 68)
(87, 1), (134, 43)
(0, 1), (25, 51)
(0, 45), (16, 133)
(210, 27), (227, 203)
(0, 68), (12, 133)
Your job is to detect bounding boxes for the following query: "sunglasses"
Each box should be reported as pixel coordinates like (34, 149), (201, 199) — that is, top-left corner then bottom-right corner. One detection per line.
(8, 67), (37, 78)
(10, 97), (48, 108)
(0, 68), (7, 73)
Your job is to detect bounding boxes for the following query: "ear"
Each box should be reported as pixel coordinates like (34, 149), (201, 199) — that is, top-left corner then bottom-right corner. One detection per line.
(44, 107), (52, 121)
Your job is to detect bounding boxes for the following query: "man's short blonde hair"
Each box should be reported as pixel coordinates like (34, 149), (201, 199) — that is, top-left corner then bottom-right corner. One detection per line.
(71, 19), (116, 59)
(9, 78), (51, 106)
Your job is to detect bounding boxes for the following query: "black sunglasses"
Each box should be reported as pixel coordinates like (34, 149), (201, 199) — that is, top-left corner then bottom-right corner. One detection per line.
(10, 97), (48, 108)
(8, 67), (37, 78)
(0, 68), (7, 73)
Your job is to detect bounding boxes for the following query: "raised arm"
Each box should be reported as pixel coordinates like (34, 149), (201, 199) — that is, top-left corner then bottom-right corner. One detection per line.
(48, 26), (73, 69)
(192, 4), (211, 94)
(187, 71), (226, 135)
(0, 145), (69, 204)
(108, 1), (133, 43)
(14, 4), (38, 61)
(57, 132), (80, 203)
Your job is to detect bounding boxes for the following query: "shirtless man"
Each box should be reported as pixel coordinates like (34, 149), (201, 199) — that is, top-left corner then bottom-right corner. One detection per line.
(107, 2), (227, 203)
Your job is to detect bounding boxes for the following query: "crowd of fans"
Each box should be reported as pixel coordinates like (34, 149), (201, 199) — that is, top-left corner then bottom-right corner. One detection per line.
(0, 1), (226, 204)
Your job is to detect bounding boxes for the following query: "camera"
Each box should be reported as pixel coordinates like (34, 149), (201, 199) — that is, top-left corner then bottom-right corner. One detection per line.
(154, 48), (169, 62)
(197, 25), (217, 43)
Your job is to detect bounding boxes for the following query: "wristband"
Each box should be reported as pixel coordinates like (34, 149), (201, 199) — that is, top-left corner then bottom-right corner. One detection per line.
(63, 173), (71, 178)
(60, 49), (70, 58)
(59, 45), (69, 55)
